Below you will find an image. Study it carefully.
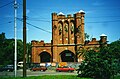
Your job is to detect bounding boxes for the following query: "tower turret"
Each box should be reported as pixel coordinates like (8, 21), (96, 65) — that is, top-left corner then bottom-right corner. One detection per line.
(74, 10), (85, 45)
(100, 34), (107, 46)
(52, 13), (58, 45)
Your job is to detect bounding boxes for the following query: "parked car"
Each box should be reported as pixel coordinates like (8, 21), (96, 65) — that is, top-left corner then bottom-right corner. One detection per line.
(30, 66), (47, 71)
(17, 61), (23, 69)
(56, 66), (75, 72)
(0, 65), (14, 72)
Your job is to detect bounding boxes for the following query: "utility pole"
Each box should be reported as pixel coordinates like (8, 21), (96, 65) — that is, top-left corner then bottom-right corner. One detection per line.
(14, 0), (18, 77)
(23, 0), (27, 77)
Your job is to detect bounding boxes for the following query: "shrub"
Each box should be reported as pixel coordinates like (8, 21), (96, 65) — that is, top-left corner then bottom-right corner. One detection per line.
(77, 47), (119, 79)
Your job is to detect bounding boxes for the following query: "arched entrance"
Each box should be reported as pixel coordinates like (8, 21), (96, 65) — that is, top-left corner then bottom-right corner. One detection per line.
(60, 50), (75, 62)
(39, 52), (51, 63)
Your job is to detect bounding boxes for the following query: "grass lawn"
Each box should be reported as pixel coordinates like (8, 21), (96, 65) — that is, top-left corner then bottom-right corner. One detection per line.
(0, 75), (91, 79)
(0, 75), (120, 79)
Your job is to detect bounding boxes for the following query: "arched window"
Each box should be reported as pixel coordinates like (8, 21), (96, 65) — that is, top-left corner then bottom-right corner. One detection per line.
(53, 25), (57, 30)
(58, 23), (62, 35)
(64, 23), (68, 32)
(71, 23), (74, 34)
(78, 26), (81, 33)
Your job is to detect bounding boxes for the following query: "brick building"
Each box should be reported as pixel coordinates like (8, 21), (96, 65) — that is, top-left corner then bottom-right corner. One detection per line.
(31, 10), (107, 63)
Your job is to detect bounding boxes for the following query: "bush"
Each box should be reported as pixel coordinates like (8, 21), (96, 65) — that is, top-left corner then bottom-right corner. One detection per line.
(77, 47), (119, 79)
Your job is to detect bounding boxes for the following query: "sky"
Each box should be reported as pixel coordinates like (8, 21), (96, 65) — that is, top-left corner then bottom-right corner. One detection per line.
(0, 0), (120, 43)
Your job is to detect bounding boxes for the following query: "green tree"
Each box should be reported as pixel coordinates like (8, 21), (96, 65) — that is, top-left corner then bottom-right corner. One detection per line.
(109, 39), (120, 60)
(85, 33), (89, 40)
(26, 43), (32, 67)
(109, 39), (120, 73)
(0, 33), (32, 66)
(4, 39), (14, 65)
(17, 40), (24, 62)
(77, 46), (119, 79)
(0, 37), (15, 65)
(0, 33), (8, 65)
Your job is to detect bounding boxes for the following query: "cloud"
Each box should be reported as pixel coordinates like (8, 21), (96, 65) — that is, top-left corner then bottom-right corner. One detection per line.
(92, 1), (104, 6)
(85, 10), (94, 14)
(27, 9), (30, 15)
(5, 15), (13, 18)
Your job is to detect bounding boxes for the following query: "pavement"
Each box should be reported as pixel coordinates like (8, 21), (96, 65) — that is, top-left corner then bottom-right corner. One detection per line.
(0, 69), (78, 77)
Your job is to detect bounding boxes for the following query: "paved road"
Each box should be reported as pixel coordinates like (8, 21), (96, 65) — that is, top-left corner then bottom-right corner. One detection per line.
(0, 69), (78, 77)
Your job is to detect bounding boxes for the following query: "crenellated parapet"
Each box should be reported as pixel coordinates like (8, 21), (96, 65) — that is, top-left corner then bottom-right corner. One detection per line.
(31, 40), (51, 46)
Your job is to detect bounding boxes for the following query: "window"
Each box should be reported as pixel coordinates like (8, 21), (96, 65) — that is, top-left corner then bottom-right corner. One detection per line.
(58, 24), (62, 35)
(71, 23), (74, 34)
(78, 26), (81, 33)
(64, 23), (68, 32)
(53, 25), (57, 30)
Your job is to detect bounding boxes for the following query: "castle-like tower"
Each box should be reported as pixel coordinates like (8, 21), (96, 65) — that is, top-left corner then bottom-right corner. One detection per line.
(52, 10), (85, 45)
(51, 10), (85, 62)
(31, 10), (107, 63)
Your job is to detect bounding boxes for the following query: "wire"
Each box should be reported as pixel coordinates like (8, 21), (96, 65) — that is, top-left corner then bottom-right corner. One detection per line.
(86, 15), (120, 18)
(26, 17), (120, 23)
(27, 15), (120, 19)
(0, 1), (14, 9)
(26, 16), (51, 22)
(0, 21), (13, 25)
(26, 15), (120, 24)
(17, 18), (52, 34)
(86, 19), (120, 23)
(27, 19), (51, 23)
(26, 22), (52, 33)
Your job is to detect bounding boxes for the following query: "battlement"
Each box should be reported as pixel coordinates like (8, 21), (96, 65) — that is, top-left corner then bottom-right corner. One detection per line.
(85, 34), (107, 45)
(52, 10), (85, 21)
(31, 40), (51, 46)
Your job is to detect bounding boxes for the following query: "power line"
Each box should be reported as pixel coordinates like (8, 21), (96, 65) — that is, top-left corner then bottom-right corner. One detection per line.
(3, 15), (120, 20)
(86, 19), (120, 24)
(26, 16), (51, 22)
(86, 16), (120, 18)
(17, 18), (52, 33)
(26, 17), (120, 23)
(27, 19), (51, 23)
(0, 1), (14, 9)
(26, 16), (50, 19)
(17, 16), (120, 33)
(26, 15), (120, 23)
(26, 22), (52, 33)
(0, 21), (13, 25)
(16, 17), (120, 38)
